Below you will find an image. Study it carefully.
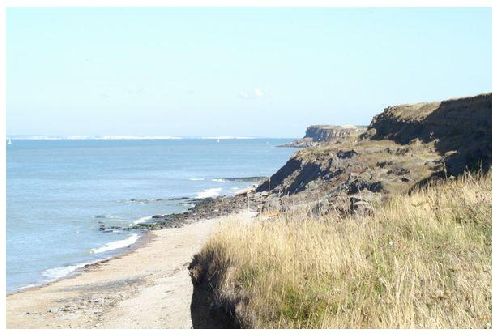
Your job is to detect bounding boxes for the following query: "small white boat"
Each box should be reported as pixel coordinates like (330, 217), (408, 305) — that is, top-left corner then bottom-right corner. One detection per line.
(7, 138), (12, 145)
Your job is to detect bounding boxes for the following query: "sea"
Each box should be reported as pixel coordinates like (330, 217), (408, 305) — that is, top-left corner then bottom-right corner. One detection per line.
(6, 138), (296, 292)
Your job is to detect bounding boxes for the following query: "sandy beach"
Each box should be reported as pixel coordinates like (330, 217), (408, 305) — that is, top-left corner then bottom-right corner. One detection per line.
(6, 211), (253, 329)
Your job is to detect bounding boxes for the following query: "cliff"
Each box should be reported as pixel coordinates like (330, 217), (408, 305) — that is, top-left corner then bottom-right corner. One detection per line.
(304, 125), (365, 142)
(125, 93), (491, 230)
(189, 93), (492, 329)
(365, 93), (492, 175)
(255, 93), (492, 215)
(279, 125), (366, 148)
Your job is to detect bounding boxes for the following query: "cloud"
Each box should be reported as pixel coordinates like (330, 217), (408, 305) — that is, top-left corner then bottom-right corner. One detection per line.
(239, 88), (265, 99)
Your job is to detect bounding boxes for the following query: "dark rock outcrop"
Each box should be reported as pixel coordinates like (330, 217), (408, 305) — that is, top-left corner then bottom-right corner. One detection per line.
(129, 194), (251, 230)
(365, 93), (492, 175)
(256, 92), (491, 215)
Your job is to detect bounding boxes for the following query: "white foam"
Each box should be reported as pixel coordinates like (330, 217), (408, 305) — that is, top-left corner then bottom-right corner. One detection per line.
(22, 233), (140, 290)
(189, 177), (205, 181)
(42, 262), (90, 280)
(18, 283), (38, 290)
(211, 178), (227, 183)
(133, 215), (153, 225)
(195, 187), (222, 199)
(90, 233), (140, 254)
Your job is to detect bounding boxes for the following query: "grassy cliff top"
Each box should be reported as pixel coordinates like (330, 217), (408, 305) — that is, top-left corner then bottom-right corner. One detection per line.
(192, 172), (491, 328)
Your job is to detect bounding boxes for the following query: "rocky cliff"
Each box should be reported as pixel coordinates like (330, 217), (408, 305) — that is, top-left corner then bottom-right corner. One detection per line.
(279, 125), (366, 148)
(255, 93), (492, 215)
(305, 125), (365, 142)
(365, 93), (492, 175)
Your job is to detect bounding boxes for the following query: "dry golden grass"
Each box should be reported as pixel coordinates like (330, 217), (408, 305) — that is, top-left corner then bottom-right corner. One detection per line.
(196, 173), (491, 328)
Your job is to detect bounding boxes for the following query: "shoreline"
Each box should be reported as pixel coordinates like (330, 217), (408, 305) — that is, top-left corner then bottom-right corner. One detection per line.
(6, 231), (153, 297)
(7, 211), (254, 328)
(8, 182), (261, 295)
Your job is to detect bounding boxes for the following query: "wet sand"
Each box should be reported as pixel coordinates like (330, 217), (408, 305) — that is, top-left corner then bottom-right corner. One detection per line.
(6, 211), (254, 329)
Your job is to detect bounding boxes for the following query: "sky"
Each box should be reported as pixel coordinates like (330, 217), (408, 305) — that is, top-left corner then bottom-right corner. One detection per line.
(6, 8), (492, 138)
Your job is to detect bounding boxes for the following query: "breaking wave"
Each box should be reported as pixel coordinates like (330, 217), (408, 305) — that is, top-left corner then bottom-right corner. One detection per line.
(90, 233), (140, 254)
(195, 187), (222, 199)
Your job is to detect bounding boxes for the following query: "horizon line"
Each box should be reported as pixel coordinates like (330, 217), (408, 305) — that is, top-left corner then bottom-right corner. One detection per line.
(6, 135), (300, 140)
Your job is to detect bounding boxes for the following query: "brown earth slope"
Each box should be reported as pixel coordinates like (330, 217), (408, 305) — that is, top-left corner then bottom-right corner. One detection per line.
(365, 93), (491, 175)
(253, 93), (491, 215)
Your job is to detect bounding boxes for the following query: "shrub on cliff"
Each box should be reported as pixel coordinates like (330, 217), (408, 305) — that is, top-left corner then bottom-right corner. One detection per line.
(191, 172), (491, 328)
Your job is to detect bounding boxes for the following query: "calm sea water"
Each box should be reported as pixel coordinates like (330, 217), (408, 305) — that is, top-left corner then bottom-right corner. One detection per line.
(6, 139), (295, 292)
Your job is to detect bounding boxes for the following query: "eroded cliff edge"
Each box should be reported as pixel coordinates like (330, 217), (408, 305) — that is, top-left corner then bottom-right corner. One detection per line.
(255, 93), (492, 216)
(365, 93), (491, 175)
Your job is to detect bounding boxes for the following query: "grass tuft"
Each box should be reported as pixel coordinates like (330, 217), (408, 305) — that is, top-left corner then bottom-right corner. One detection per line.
(194, 172), (492, 328)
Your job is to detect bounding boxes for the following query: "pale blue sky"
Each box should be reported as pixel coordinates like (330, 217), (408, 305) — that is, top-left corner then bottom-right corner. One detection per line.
(7, 8), (491, 137)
